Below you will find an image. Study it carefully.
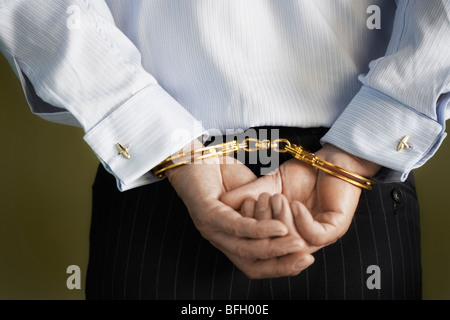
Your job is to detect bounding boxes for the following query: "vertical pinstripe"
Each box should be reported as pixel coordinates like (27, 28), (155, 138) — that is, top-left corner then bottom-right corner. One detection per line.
(305, 268), (310, 300)
(0, 0), (435, 301)
(228, 266), (236, 300)
(209, 251), (219, 300)
(395, 204), (407, 299)
(403, 198), (416, 298)
(110, 192), (127, 298)
(1, 1), (447, 192)
(173, 214), (189, 299)
(322, 249), (328, 300)
(269, 279), (274, 300)
(123, 188), (142, 299)
(155, 192), (175, 299)
(287, 276), (292, 300)
(378, 187), (395, 299)
(100, 184), (113, 298)
(85, 127), (422, 300)
(339, 239), (346, 300)
(350, 218), (365, 299)
(363, 191), (380, 300)
(245, 278), (252, 300)
(138, 183), (160, 299)
(192, 237), (203, 300)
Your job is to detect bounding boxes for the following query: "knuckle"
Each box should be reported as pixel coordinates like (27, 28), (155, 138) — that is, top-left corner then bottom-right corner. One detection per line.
(228, 222), (241, 237)
(272, 193), (284, 203)
(244, 268), (262, 280)
(288, 268), (302, 277)
(251, 225), (265, 239)
(309, 233), (338, 247)
(192, 212), (209, 229)
(274, 265), (298, 278)
(234, 244), (248, 260)
(308, 234), (325, 247)
(297, 239), (307, 251)
(237, 262), (259, 279)
(285, 261), (301, 277)
(339, 225), (351, 239)
(194, 219), (212, 237)
(198, 230), (209, 240)
(241, 199), (255, 214)
(258, 192), (272, 200)
(328, 237), (339, 245)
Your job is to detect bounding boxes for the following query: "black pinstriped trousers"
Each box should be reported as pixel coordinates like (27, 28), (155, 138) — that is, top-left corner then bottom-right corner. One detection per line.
(85, 127), (422, 300)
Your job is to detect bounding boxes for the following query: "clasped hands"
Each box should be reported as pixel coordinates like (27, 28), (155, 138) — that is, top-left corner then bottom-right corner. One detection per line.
(166, 139), (380, 279)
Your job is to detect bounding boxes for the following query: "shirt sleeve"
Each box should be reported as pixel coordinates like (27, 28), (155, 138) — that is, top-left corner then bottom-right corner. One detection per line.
(321, 0), (450, 181)
(0, 0), (207, 191)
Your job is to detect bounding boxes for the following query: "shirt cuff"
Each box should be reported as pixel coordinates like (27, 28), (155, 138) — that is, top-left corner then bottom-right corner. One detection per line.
(84, 84), (208, 191)
(321, 85), (447, 181)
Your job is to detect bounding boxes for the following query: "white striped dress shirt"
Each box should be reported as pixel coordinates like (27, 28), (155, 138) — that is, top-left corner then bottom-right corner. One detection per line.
(0, 0), (448, 190)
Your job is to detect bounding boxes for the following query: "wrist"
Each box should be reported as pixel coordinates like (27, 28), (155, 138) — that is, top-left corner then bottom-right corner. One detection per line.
(316, 144), (381, 178)
(160, 138), (205, 180)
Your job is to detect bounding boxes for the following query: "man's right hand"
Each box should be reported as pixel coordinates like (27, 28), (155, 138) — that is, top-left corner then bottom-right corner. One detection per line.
(165, 140), (314, 279)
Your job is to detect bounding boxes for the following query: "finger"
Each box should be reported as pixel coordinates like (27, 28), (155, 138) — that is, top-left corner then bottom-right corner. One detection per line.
(219, 156), (257, 191)
(291, 201), (351, 247)
(220, 174), (282, 210)
(271, 194), (298, 236)
(231, 252), (315, 279)
(207, 203), (288, 238)
(271, 195), (323, 255)
(255, 193), (272, 220)
(211, 232), (304, 261)
(240, 198), (256, 218)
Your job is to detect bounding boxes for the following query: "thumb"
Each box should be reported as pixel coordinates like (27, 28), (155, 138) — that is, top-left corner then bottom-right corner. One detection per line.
(220, 172), (282, 210)
(219, 156), (257, 191)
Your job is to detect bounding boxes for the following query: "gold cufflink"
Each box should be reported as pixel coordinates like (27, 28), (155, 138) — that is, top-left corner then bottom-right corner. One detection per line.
(397, 135), (412, 152)
(117, 143), (131, 159)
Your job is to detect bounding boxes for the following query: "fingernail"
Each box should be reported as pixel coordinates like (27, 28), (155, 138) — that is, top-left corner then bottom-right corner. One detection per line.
(257, 194), (269, 211)
(272, 195), (282, 215)
(273, 224), (288, 237)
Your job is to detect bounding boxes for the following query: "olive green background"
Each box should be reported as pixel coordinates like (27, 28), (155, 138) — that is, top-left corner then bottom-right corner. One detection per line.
(0, 55), (449, 300)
